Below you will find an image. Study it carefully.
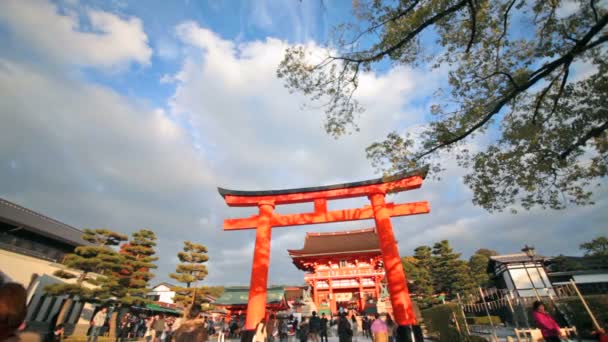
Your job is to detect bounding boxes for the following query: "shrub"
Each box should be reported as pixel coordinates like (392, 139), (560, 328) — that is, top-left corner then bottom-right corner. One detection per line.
(422, 303), (467, 342)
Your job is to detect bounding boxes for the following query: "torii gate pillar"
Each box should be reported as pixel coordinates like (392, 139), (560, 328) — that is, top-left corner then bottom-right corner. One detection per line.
(244, 200), (275, 330)
(370, 193), (415, 326)
(219, 169), (430, 342)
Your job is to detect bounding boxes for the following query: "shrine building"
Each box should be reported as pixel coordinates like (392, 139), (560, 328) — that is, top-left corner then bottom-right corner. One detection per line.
(288, 228), (386, 314)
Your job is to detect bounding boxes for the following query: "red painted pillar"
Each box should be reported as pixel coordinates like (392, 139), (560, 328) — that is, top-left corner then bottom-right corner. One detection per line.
(369, 193), (416, 326)
(245, 200), (274, 330)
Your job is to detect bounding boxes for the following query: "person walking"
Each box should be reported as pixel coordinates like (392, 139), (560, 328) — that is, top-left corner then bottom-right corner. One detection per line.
(319, 313), (328, 342)
(337, 313), (352, 342)
(297, 318), (309, 342)
(385, 315), (395, 342)
(308, 312), (320, 342)
(88, 307), (108, 342)
(370, 314), (388, 342)
(532, 301), (562, 342)
(350, 316), (358, 341)
(267, 315), (277, 342)
(253, 320), (267, 342)
(153, 314), (166, 342)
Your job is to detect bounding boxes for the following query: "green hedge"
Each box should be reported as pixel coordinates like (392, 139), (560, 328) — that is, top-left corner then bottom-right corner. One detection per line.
(422, 304), (489, 342)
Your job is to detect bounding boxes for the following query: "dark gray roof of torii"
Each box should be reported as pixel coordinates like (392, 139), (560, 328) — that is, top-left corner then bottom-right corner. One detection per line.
(0, 197), (88, 247)
(217, 167), (428, 198)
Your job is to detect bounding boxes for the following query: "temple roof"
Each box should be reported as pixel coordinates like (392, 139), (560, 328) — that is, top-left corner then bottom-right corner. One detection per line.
(213, 286), (286, 306)
(288, 228), (381, 258)
(0, 197), (89, 247)
(218, 168), (427, 198)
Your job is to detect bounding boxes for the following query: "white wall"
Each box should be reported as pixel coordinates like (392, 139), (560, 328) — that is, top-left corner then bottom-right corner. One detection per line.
(151, 284), (176, 304)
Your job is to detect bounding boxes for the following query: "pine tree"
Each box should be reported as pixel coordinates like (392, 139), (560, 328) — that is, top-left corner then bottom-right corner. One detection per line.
(469, 248), (497, 288)
(45, 229), (127, 326)
(169, 241), (209, 310)
(431, 240), (475, 298)
(117, 229), (158, 304)
(412, 246), (436, 301)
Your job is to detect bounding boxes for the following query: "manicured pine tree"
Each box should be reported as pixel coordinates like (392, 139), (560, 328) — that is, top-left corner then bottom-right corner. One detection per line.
(45, 228), (127, 326)
(431, 240), (476, 298)
(170, 241), (209, 313)
(117, 229), (158, 304)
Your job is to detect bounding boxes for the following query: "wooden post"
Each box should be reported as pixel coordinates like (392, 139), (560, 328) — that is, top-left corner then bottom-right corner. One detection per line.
(569, 279), (601, 331)
(479, 287), (498, 341)
(244, 201), (274, 330)
(456, 293), (471, 335)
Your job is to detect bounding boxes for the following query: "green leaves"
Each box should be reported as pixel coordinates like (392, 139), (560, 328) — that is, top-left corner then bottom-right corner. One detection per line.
(278, 0), (608, 211)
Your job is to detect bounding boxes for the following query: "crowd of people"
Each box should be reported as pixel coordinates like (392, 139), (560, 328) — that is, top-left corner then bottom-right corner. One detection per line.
(244, 311), (398, 342)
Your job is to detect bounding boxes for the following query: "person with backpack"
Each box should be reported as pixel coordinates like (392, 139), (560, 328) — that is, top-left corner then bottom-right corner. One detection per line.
(308, 312), (320, 342)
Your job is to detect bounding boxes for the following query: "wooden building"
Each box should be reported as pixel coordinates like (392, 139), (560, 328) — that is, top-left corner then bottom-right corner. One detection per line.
(288, 228), (386, 314)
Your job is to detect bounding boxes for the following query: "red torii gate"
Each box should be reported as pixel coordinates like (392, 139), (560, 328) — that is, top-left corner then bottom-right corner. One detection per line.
(218, 169), (430, 336)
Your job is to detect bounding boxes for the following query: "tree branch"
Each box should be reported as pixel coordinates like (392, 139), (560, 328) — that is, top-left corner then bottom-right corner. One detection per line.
(590, 0), (599, 23)
(347, 0), (422, 46)
(495, 0), (517, 67)
(559, 120), (608, 159)
(333, 0), (468, 63)
(413, 14), (608, 161)
(466, 0), (477, 53)
(532, 74), (560, 125)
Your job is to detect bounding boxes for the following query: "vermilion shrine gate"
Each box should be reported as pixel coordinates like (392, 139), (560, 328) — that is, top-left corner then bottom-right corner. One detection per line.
(218, 169), (430, 340)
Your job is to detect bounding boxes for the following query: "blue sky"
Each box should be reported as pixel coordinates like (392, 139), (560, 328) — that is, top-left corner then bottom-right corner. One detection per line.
(0, 0), (606, 287)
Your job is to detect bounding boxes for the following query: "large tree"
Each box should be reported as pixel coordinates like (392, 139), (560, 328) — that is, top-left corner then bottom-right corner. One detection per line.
(469, 248), (497, 287)
(402, 245), (436, 305)
(431, 240), (475, 297)
(580, 235), (608, 256)
(278, 0), (608, 212)
(169, 241), (209, 311)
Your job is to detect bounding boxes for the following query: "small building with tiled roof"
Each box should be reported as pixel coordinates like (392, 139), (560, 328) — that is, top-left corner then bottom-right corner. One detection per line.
(288, 228), (387, 315)
(489, 252), (554, 298)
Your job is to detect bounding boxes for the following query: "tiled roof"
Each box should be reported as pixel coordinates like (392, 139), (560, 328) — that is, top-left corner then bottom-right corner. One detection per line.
(0, 197), (88, 247)
(490, 253), (548, 264)
(288, 228), (381, 257)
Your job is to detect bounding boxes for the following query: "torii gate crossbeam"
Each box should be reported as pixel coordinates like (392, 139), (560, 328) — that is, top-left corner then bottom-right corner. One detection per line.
(218, 169), (430, 340)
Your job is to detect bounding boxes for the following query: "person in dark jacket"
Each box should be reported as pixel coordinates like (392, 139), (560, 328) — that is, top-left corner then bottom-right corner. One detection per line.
(319, 314), (328, 342)
(337, 314), (352, 342)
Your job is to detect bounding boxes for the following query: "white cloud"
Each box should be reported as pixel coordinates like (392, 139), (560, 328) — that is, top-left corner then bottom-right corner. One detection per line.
(0, 0), (151, 68)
